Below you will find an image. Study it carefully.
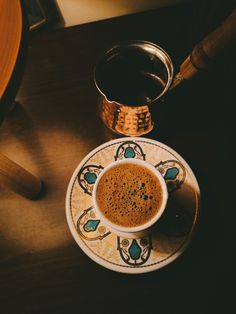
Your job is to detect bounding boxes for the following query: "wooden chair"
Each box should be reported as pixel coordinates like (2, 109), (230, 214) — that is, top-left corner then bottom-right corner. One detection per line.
(0, 0), (42, 199)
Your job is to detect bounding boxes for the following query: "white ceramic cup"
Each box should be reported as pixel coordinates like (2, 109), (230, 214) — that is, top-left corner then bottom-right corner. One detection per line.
(93, 159), (168, 238)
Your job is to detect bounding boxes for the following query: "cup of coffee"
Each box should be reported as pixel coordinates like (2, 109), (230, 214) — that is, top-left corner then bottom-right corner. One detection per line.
(93, 159), (168, 238)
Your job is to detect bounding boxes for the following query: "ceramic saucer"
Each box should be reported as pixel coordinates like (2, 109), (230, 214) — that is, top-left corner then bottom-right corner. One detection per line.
(66, 137), (200, 274)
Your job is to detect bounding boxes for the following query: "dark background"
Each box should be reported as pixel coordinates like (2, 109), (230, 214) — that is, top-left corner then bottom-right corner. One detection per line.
(0, 0), (235, 313)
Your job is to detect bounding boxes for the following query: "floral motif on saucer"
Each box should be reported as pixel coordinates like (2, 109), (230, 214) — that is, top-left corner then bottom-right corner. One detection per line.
(66, 137), (200, 273)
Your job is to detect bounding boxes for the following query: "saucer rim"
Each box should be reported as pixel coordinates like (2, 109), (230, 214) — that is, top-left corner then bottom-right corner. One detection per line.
(65, 137), (200, 274)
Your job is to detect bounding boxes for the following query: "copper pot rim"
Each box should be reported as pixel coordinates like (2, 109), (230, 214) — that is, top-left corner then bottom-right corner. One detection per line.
(94, 40), (174, 107)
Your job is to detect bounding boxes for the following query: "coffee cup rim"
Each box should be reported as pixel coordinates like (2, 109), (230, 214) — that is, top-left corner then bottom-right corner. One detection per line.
(93, 158), (168, 234)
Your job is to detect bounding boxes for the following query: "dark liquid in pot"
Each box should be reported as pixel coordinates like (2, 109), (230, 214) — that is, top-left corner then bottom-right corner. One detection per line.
(102, 70), (166, 106)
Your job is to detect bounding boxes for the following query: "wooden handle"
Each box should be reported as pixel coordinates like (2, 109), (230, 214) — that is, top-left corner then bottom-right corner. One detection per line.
(0, 153), (42, 199)
(180, 9), (236, 80)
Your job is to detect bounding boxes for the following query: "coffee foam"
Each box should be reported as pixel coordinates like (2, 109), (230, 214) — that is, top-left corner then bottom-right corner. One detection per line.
(96, 163), (163, 227)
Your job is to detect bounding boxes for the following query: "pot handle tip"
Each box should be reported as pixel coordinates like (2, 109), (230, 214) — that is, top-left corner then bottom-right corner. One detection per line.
(179, 9), (236, 81)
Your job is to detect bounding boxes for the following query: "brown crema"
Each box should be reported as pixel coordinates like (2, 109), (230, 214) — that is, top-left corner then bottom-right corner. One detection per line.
(96, 163), (163, 227)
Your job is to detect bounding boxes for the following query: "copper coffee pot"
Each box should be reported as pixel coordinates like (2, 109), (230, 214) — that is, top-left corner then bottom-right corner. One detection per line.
(95, 9), (236, 136)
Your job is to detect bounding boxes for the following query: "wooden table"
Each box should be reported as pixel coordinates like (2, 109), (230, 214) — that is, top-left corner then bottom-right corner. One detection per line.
(0, 3), (234, 313)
